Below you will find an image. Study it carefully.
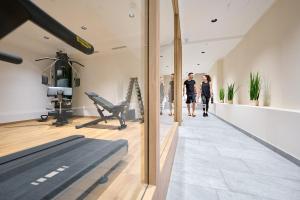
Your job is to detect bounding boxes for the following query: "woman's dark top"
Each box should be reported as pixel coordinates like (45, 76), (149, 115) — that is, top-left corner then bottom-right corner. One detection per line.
(201, 81), (211, 97)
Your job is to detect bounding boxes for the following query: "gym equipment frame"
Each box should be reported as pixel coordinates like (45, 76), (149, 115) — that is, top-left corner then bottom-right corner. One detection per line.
(0, 51), (22, 64)
(75, 92), (127, 130)
(47, 87), (73, 126)
(125, 77), (145, 123)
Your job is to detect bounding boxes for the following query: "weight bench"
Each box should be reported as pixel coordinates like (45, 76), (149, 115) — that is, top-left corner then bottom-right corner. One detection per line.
(76, 92), (127, 130)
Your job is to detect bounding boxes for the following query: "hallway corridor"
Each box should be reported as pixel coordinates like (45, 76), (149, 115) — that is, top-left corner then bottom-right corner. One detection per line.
(167, 114), (300, 200)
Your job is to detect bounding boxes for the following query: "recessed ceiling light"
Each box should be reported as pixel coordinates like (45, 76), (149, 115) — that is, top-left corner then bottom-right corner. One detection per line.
(201, 51), (206, 54)
(211, 18), (218, 23)
(129, 2), (136, 18)
(197, 64), (200, 66)
(81, 26), (87, 30)
(43, 36), (49, 40)
(227, 2), (231, 9)
(129, 13), (135, 18)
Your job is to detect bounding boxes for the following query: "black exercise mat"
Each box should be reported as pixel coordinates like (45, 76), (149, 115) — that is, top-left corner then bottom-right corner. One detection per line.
(0, 136), (128, 200)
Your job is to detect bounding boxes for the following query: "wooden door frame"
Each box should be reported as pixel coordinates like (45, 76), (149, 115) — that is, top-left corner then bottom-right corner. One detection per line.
(144, 0), (182, 198)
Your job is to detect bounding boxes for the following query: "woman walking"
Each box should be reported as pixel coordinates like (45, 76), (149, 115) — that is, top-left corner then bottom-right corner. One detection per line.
(200, 75), (213, 117)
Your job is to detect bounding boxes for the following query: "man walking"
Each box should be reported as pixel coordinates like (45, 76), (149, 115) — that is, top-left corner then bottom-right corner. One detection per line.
(183, 72), (197, 117)
(160, 77), (164, 115)
(168, 73), (174, 116)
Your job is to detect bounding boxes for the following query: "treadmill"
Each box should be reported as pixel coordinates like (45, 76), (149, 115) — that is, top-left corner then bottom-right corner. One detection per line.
(0, 135), (128, 200)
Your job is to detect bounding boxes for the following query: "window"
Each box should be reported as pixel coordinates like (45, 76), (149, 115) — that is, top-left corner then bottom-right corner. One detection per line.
(0, 0), (149, 199)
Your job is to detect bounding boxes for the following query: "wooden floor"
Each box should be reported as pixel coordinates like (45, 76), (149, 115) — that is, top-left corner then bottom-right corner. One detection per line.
(0, 117), (147, 200)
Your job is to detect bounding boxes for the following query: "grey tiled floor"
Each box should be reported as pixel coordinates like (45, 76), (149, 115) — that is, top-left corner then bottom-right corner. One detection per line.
(166, 113), (300, 200)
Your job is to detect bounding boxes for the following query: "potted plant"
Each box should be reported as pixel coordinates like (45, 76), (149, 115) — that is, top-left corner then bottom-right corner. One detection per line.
(250, 72), (261, 106)
(227, 83), (236, 104)
(219, 88), (225, 103)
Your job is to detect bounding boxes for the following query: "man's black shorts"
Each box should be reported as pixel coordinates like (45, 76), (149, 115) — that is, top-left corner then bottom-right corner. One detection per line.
(186, 94), (196, 104)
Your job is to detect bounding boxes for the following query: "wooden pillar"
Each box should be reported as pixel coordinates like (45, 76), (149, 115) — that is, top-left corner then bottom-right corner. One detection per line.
(146, 0), (160, 185)
(174, 12), (182, 125)
(143, 0), (182, 198)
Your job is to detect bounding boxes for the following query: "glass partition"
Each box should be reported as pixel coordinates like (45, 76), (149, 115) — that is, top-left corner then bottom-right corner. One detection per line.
(0, 0), (148, 199)
(160, 0), (175, 151)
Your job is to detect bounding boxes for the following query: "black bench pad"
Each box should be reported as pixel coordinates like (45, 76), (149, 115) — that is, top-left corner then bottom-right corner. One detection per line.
(85, 92), (126, 113)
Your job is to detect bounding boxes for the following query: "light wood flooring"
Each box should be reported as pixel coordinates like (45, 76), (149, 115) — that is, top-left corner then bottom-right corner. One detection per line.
(0, 117), (147, 200)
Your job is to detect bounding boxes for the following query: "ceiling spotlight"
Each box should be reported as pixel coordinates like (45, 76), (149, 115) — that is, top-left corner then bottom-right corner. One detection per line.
(211, 18), (218, 23)
(43, 36), (49, 40)
(129, 2), (136, 18)
(201, 51), (206, 54)
(129, 13), (135, 18)
(81, 26), (87, 30)
(197, 64), (200, 66)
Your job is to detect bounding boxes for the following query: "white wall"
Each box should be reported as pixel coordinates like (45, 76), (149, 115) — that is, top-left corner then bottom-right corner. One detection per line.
(209, 60), (223, 101)
(209, 0), (300, 161)
(160, 45), (174, 76)
(73, 50), (145, 117)
(0, 45), (48, 123)
(210, 0), (300, 109)
(213, 103), (300, 161)
(0, 45), (145, 123)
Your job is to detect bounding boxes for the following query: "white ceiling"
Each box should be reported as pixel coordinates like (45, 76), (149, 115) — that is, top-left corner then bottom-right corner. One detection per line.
(0, 0), (146, 60)
(1, 0), (175, 65)
(179, 0), (275, 74)
(0, 0), (274, 76)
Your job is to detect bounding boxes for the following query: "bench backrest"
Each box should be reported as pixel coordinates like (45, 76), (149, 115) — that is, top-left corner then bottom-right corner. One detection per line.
(85, 92), (115, 112)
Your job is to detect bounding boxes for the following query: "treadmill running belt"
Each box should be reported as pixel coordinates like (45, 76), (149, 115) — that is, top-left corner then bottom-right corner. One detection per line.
(0, 135), (128, 200)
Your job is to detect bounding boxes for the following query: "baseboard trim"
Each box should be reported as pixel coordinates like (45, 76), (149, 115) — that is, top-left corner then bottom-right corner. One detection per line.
(210, 112), (300, 167)
(0, 118), (40, 126)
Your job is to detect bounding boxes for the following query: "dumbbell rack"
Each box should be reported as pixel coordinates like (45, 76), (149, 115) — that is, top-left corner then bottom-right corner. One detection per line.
(125, 77), (144, 123)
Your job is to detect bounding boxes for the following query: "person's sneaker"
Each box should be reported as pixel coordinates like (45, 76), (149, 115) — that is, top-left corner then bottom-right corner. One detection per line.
(203, 112), (205, 117)
(205, 113), (208, 117)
